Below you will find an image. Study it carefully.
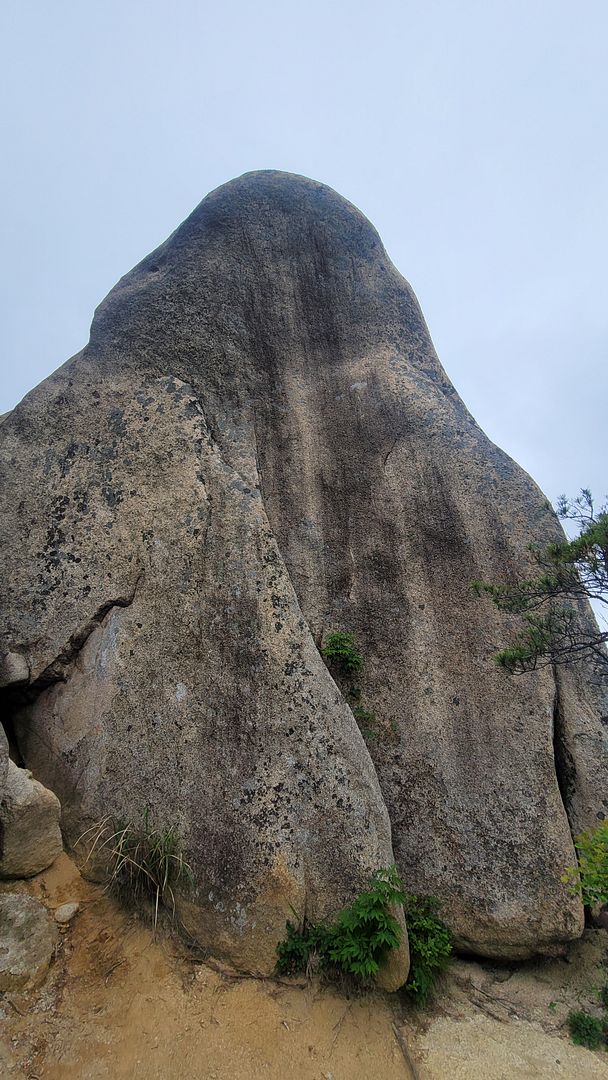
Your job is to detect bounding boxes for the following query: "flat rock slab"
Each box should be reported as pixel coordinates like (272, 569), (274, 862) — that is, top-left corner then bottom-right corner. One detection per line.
(0, 893), (59, 991)
(412, 1012), (608, 1079)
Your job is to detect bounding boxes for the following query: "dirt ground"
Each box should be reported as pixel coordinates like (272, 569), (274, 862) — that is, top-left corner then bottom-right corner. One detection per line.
(2, 855), (608, 1079)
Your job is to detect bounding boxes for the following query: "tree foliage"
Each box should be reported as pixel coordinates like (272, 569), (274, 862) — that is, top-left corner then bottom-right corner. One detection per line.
(474, 490), (608, 679)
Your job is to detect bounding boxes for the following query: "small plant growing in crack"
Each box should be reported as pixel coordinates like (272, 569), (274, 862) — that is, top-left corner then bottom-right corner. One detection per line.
(321, 630), (393, 744)
(560, 974), (608, 1051)
(401, 893), (452, 1006)
(77, 814), (194, 929)
(321, 631), (363, 678)
(352, 705), (378, 741)
(568, 1009), (606, 1050)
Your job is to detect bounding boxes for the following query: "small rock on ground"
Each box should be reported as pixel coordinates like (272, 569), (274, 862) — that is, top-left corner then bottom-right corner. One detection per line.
(54, 901), (80, 924)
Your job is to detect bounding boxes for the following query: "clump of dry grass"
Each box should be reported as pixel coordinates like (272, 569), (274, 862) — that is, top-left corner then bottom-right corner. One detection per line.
(77, 815), (194, 928)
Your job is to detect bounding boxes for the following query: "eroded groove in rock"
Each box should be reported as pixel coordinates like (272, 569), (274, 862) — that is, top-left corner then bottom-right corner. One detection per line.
(1, 170), (606, 971)
(1, 580), (144, 782)
(552, 676), (577, 827)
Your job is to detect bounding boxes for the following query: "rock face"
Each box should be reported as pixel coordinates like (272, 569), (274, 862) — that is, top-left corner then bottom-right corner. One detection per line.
(0, 760), (63, 878)
(1, 171), (607, 969)
(0, 893), (59, 991)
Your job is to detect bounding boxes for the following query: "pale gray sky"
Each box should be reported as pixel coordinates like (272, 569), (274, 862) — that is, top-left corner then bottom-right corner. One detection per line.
(1, 0), (606, 512)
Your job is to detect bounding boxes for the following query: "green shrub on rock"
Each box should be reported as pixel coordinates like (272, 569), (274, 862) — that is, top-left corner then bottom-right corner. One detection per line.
(568, 1009), (605, 1050)
(321, 631), (363, 678)
(320, 631), (382, 744)
(276, 867), (452, 1004)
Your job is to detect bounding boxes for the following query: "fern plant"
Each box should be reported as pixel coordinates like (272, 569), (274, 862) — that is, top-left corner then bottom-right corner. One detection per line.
(328, 866), (405, 978)
(276, 868), (451, 1002)
(276, 866), (405, 984)
(401, 893), (452, 1006)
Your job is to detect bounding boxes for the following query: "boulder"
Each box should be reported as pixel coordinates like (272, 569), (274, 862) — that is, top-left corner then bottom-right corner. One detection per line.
(0, 893), (58, 991)
(0, 760), (63, 879)
(1, 171), (606, 967)
(0, 650), (29, 688)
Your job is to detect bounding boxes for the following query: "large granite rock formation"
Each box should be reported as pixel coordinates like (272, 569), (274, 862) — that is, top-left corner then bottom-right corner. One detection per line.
(1, 171), (606, 969)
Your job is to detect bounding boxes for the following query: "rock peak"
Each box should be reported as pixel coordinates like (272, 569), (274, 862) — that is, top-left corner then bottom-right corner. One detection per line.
(1, 174), (607, 973)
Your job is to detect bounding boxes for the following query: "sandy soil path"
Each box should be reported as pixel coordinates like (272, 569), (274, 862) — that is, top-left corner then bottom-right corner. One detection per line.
(2, 854), (608, 1079)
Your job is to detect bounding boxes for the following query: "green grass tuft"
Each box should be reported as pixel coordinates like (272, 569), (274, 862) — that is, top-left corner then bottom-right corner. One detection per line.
(78, 815), (194, 928)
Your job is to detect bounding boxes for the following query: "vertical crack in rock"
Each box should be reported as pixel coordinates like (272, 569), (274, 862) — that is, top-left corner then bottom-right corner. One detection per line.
(551, 672), (577, 833)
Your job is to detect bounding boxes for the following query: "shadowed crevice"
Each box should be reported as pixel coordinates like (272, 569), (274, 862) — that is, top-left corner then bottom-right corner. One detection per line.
(0, 576), (143, 776)
(552, 673), (577, 835)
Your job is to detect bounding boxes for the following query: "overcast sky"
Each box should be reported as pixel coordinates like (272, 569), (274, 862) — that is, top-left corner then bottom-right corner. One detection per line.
(1, 0), (606, 514)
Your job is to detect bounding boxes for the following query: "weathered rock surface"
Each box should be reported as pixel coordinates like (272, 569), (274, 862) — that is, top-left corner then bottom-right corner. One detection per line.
(0, 759), (63, 878)
(1, 170), (606, 968)
(0, 893), (58, 991)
